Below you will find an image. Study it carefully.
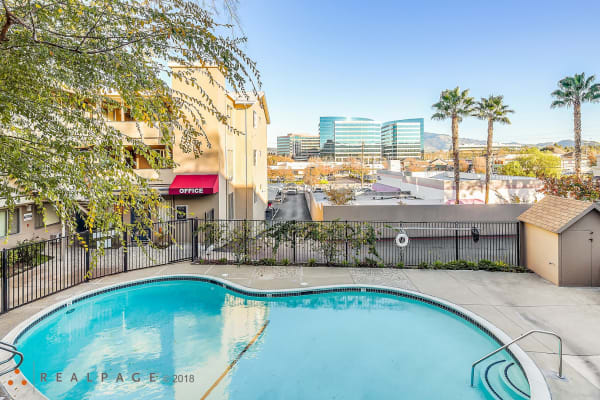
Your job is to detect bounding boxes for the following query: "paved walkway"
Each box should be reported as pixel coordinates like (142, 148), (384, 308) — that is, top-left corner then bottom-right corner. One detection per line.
(1, 263), (599, 399)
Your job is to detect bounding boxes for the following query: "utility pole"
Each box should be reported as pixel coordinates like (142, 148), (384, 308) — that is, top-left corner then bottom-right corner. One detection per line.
(360, 141), (364, 188)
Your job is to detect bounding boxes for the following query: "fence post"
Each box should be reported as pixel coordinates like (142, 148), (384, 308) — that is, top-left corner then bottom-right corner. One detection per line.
(455, 224), (459, 261)
(1, 249), (7, 313)
(123, 228), (128, 273)
(192, 218), (199, 261)
(345, 221), (349, 263)
(84, 231), (91, 281)
(292, 220), (297, 264)
(516, 222), (521, 266)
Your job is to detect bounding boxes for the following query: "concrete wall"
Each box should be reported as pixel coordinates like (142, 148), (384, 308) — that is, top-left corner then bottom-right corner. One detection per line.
(322, 204), (532, 222)
(521, 222), (560, 284)
(305, 191), (323, 221)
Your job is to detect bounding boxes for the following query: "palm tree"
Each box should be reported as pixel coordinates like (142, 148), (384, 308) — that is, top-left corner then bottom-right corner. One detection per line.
(473, 95), (514, 204)
(432, 87), (475, 204)
(551, 73), (600, 177)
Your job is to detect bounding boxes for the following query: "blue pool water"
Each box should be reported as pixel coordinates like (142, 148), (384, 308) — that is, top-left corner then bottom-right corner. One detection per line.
(16, 279), (530, 399)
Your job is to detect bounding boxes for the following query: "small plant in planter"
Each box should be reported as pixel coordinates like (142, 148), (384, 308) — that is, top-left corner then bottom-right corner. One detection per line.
(281, 258), (290, 266)
(418, 261), (428, 269)
(218, 257), (228, 264)
(395, 261), (404, 269)
(307, 258), (317, 267)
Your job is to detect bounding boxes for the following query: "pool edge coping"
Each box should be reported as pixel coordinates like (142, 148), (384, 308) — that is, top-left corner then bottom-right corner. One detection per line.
(1, 274), (551, 400)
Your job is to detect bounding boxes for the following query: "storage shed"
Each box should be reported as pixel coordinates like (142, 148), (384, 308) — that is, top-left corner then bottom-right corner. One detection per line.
(518, 196), (600, 286)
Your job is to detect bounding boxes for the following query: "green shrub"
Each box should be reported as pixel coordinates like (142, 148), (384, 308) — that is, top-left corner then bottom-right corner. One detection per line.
(281, 258), (290, 266)
(307, 258), (317, 267)
(217, 257), (228, 264)
(12, 239), (46, 267)
(418, 261), (428, 269)
(395, 261), (404, 269)
(432, 261), (444, 269)
(340, 260), (350, 267)
(259, 258), (276, 266)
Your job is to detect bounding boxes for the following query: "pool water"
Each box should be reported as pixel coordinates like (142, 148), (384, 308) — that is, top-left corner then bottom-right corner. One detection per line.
(16, 279), (530, 400)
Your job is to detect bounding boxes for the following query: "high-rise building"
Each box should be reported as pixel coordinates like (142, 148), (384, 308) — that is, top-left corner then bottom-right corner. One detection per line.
(319, 117), (381, 162)
(277, 134), (320, 160)
(381, 118), (424, 160)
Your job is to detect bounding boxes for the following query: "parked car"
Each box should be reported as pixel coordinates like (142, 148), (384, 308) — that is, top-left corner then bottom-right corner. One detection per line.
(314, 187), (323, 193)
(286, 187), (297, 195)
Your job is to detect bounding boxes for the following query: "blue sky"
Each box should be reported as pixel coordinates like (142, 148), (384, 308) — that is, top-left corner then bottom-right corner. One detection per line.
(233, 0), (600, 147)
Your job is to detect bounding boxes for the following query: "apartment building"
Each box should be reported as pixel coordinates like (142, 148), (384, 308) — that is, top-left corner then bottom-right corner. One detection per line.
(127, 65), (270, 221)
(1, 66), (269, 246)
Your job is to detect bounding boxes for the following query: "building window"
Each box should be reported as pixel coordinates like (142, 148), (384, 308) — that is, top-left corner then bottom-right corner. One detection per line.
(0, 208), (19, 236)
(253, 110), (257, 128)
(227, 193), (234, 219)
(204, 208), (215, 221)
(35, 204), (60, 229)
(175, 205), (188, 220)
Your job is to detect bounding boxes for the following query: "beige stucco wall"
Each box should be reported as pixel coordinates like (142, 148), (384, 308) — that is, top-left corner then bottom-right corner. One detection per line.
(1, 204), (63, 248)
(170, 66), (268, 220)
(522, 222), (560, 285)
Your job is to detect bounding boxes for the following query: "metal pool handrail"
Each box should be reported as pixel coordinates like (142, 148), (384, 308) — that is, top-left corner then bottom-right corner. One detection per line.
(470, 330), (563, 387)
(0, 341), (23, 376)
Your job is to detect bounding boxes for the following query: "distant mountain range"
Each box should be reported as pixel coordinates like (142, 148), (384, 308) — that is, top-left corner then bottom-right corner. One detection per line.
(423, 132), (599, 152)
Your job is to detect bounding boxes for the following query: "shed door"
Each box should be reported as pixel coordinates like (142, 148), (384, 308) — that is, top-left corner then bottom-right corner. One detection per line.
(561, 230), (593, 286)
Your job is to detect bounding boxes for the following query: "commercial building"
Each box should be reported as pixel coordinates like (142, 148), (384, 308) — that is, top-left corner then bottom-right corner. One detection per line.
(276, 134), (320, 160)
(381, 118), (424, 160)
(458, 143), (523, 153)
(318, 117), (382, 162)
(319, 117), (376, 160)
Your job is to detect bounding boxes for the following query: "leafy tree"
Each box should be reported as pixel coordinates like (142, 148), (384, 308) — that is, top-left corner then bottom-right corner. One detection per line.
(325, 188), (354, 205)
(551, 73), (600, 177)
(499, 161), (526, 176)
(267, 154), (293, 165)
(499, 148), (561, 178)
(302, 166), (322, 187)
(0, 0), (259, 235)
(472, 95), (514, 204)
(432, 87), (475, 204)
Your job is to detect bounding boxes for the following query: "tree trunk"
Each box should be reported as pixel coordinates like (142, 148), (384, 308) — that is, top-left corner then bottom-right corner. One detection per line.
(485, 118), (493, 204)
(574, 100), (582, 178)
(452, 115), (460, 204)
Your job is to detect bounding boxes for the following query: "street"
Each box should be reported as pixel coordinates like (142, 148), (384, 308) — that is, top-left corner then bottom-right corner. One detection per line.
(273, 192), (312, 221)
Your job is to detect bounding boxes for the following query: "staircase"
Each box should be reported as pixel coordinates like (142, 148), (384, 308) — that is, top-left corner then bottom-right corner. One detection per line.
(475, 356), (530, 400)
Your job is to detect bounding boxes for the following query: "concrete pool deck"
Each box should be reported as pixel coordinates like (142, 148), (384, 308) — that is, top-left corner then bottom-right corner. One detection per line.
(1, 263), (599, 399)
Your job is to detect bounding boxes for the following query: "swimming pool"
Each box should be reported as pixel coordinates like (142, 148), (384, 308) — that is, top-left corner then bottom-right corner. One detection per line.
(7, 276), (548, 400)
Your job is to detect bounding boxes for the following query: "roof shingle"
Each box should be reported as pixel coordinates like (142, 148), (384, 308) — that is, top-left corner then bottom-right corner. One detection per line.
(518, 196), (599, 233)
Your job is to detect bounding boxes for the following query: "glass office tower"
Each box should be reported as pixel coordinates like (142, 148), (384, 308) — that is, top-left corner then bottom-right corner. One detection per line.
(319, 117), (380, 161)
(381, 118), (424, 160)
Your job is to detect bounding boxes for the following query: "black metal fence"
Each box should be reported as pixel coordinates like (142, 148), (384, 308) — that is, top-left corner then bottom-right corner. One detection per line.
(0, 218), (519, 313)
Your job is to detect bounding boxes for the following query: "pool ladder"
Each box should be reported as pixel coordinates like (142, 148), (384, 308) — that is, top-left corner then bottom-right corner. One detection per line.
(470, 330), (563, 387)
(0, 341), (23, 377)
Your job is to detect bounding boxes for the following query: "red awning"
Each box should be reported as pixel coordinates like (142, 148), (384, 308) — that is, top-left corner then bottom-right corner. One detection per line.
(169, 175), (219, 195)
